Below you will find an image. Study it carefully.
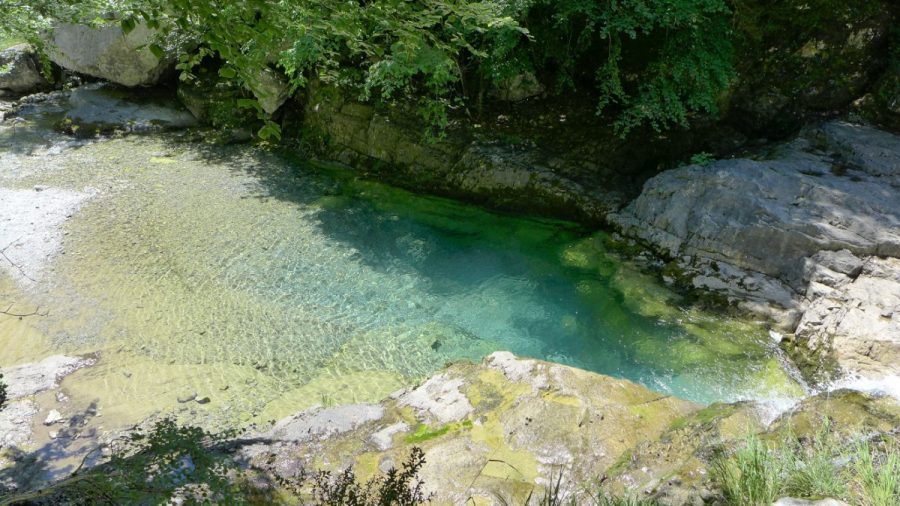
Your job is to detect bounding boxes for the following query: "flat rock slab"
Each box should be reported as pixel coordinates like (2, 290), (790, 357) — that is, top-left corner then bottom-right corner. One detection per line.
(0, 186), (94, 284)
(2, 355), (95, 400)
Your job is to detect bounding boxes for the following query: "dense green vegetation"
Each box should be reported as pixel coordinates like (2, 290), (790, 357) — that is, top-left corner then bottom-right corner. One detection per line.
(0, 0), (735, 137)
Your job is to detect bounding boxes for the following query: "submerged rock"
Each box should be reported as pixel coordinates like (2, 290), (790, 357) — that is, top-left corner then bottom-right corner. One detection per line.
(611, 121), (900, 382)
(62, 83), (198, 135)
(0, 44), (49, 95)
(45, 21), (174, 87)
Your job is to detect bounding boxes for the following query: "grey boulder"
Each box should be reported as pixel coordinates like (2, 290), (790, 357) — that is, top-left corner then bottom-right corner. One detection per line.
(611, 121), (900, 380)
(0, 44), (49, 94)
(46, 21), (174, 87)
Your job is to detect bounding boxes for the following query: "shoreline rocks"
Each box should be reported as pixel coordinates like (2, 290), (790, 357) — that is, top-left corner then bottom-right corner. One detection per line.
(243, 352), (702, 504)
(0, 44), (49, 95)
(610, 121), (900, 383)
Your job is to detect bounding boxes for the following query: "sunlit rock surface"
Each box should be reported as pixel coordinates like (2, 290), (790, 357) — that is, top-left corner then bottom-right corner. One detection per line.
(611, 122), (900, 383)
(46, 21), (175, 87)
(242, 352), (701, 504)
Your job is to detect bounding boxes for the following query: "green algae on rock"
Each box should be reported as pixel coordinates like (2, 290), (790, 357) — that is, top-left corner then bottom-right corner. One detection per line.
(241, 352), (701, 505)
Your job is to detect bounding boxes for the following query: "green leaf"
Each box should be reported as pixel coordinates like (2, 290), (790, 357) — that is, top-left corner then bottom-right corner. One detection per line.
(121, 18), (137, 35)
(149, 44), (165, 60)
(218, 67), (237, 79)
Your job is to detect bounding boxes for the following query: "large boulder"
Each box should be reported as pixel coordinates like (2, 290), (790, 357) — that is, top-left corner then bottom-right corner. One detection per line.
(0, 44), (49, 94)
(45, 21), (174, 87)
(610, 122), (900, 381)
(241, 352), (700, 504)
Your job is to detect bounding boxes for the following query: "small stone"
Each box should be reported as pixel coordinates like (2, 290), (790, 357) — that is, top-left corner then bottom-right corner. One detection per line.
(196, 397), (211, 405)
(33, 185), (49, 192)
(177, 392), (197, 403)
(56, 392), (69, 403)
(48, 431), (59, 439)
(44, 409), (63, 425)
(769, 330), (784, 343)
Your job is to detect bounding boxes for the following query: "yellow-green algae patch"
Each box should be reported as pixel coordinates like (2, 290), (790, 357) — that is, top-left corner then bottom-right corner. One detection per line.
(250, 354), (701, 504)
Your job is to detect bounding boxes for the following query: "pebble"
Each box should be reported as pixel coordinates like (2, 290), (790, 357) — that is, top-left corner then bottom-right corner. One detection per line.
(44, 409), (63, 426)
(177, 392), (197, 403)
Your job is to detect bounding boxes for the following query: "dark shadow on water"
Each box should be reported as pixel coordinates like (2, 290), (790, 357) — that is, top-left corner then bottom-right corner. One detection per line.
(0, 401), (101, 497)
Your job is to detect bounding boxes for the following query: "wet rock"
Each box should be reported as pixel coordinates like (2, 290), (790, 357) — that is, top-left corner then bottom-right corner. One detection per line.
(2, 355), (95, 400)
(0, 44), (49, 94)
(611, 121), (900, 381)
(45, 21), (175, 87)
(63, 83), (198, 135)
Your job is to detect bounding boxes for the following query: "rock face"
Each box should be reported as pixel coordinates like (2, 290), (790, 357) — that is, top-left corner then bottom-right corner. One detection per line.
(0, 44), (49, 94)
(243, 352), (700, 504)
(297, 83), (628, 223)
(241, 354), (900, 505)
(46, 21), (174, 87)
(611, 121), (900, 381)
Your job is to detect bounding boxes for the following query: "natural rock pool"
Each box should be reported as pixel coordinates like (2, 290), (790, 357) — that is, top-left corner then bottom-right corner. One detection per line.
(0, 89), (803, 435)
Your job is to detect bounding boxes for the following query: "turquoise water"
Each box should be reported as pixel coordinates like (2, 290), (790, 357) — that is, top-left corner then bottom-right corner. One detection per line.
(1, 95), (802, 428)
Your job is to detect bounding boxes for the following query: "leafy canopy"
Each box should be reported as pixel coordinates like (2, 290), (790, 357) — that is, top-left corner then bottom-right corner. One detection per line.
(2, 0), (735, 137)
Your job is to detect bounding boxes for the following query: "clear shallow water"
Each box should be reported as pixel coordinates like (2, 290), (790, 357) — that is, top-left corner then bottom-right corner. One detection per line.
(0, 94), (804, 429)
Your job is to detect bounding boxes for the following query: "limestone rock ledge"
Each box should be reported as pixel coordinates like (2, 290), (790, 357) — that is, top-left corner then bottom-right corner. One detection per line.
(241, 352), (700, 504)
(610, 122), (900, 382)
(241, 352), (900, 505)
